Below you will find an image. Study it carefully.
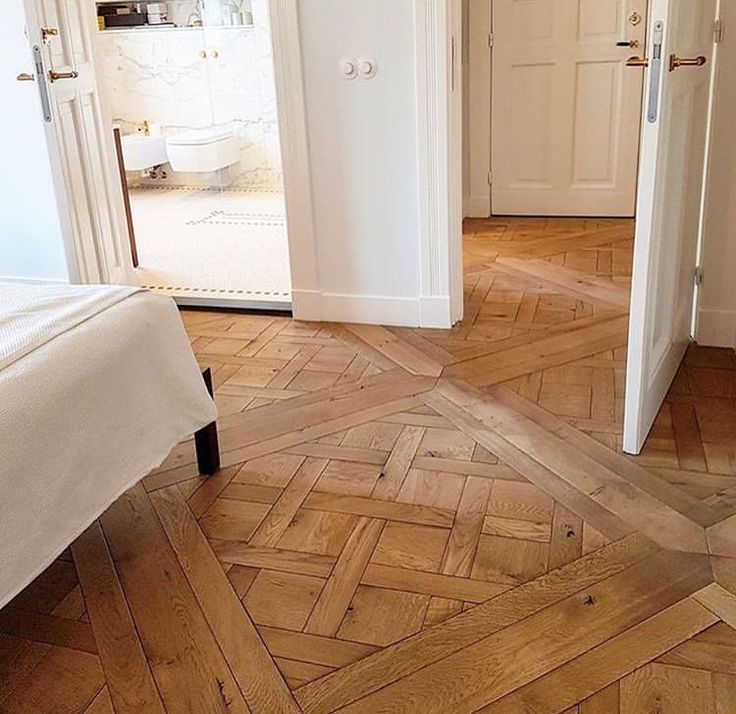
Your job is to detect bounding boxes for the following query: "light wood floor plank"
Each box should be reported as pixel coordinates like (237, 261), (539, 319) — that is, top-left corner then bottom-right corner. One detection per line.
(479, 598), (717, 714)
(150, 486), (301, 714)
(305, 518), (385, 636)
(344, 324), (444, 377)
(333, 550), (713, 714)
(100, 484), (252, 714)
(71, 522), (166, 714)
(295, 534), (656, 714)
(433, 380), (708, 553)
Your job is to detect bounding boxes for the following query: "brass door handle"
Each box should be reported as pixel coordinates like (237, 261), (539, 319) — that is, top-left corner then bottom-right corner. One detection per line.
(617, 40), (640, 49)
(16, 73), (35, 82)
(625, 56), (649, 68)
(669, 55), (707, 72)
(48, 70), (79, 82)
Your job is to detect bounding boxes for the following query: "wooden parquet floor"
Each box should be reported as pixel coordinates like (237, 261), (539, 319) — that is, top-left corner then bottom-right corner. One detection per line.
(3, 217), (736, 713)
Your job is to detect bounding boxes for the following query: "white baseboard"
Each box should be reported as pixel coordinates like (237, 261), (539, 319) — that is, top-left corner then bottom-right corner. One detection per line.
(463, 196), (491, 219)
(420, 296), (453, 328)
(697, 308), (736, 348)
(292, 290), (453, 328)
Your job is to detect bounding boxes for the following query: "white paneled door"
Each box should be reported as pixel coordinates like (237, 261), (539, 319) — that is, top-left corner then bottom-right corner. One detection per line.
(623, 0), (718, 454)
(20, 0), (132, 284)
(491, 0), (648, 216)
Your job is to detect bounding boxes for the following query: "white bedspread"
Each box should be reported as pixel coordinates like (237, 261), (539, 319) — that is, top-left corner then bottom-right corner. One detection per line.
(0, 285), (217, 607)
(0, 283), (142, 370)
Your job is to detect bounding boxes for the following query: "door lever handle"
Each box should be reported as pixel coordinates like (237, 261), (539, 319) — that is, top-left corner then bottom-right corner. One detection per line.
(669, 55), (707, 72)
(16, 73), (35, 82)
(48, 69), (79, 82)
(617, 40), (640, 49)
(625, 56), (649, 68)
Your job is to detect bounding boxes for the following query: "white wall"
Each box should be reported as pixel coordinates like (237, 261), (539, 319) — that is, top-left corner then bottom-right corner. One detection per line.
(698, 7), (736, 349)
(293, 0), (423, 325)
(0, 0), (68, 283)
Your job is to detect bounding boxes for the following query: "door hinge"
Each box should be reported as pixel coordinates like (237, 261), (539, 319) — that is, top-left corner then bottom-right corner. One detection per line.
(488, 171), (493, 185)
(694, 266), (704, 286)
(714, 19), (724, 43)
(488, 33), (494, 48)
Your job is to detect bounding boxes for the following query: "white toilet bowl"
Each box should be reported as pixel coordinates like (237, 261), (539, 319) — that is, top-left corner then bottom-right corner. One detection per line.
(165, 129), (239, 173)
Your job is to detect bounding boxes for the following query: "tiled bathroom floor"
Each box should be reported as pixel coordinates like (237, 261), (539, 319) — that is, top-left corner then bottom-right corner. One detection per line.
(130, 187), (291, 308)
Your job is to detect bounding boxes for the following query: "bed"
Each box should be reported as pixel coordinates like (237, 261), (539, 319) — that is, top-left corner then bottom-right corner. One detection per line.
(0, 283), (218, 608)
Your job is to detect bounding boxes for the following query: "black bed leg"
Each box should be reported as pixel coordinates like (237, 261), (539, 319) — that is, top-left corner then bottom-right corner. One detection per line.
(195, 368), (220, 476)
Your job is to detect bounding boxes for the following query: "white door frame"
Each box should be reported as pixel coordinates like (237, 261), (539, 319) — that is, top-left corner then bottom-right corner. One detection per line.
(40, 0), (463, 327)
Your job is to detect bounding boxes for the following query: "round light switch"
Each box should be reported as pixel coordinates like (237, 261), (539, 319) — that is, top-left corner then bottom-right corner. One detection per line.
(339, 58), (358, 80)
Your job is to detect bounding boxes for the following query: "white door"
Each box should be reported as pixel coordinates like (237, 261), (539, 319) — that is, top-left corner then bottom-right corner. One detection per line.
(20, 0), (134, 284)
(491, 0), (648, 216)
(623, 0), (717, 454)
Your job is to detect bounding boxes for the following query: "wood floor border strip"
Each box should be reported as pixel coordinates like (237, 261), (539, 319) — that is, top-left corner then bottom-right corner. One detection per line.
(432, 380), (709, 552)
(331, 550), (714, 714)
(477, 597), (718, 714)
(100, 484), (253, 714)
(489, 384), (719, 527)
(492, 257), (631, 308)
(425, 389), (633, 543)
(220, 395), (427, 468)
(71, 521), (166, 714)
(150, 486), (301, 714)
(344, 324), (444, 377)
(294, 533), (656, 714)
(444, 315), (629, 386)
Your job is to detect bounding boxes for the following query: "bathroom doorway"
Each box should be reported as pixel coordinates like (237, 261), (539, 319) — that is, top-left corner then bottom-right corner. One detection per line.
(94, 0), (291, 309)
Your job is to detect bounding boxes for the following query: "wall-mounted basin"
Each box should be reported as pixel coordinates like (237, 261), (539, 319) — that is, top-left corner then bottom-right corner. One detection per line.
(121, 134), (168, 171)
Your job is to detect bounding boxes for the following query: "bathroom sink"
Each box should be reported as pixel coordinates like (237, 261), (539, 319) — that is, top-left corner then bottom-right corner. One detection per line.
(121, 134), (168, 171)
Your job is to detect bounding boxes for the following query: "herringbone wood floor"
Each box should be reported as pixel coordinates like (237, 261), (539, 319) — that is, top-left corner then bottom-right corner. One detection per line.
(2, 217), (736, 713)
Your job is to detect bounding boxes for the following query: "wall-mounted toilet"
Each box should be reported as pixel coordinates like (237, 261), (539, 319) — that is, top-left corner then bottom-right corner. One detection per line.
(165, 129), (239, 173)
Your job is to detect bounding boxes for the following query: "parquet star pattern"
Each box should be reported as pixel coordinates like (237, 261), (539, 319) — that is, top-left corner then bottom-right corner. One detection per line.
(2, 217), (736, 713)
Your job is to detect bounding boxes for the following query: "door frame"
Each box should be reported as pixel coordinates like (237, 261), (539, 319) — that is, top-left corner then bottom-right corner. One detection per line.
(463, 0), (651, 219)
(25, 0), (464, 327)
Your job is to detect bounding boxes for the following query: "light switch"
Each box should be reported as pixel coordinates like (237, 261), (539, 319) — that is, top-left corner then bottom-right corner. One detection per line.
(339, 57), (358, 80)
(357, 58), (378, 79)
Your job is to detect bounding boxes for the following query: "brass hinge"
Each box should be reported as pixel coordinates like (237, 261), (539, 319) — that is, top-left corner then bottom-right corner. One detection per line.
(694, 266), (704, 286)
(488, 33), (494, 48)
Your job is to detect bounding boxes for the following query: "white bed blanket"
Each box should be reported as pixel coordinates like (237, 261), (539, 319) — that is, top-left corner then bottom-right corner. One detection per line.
(0, 283), (142, 370)
(0, 287), (217, 607)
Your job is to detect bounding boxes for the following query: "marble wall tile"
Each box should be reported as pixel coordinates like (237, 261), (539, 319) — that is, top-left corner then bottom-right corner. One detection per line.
(95, 0), (282, 191)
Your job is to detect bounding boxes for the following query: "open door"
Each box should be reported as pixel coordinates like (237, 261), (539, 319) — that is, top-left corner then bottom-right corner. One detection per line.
(20, 0), (134, 285)
(623, 0), (718, 454)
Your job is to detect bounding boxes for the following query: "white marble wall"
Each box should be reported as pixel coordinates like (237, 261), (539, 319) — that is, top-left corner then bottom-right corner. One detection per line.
(95, 0), (282, 190)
